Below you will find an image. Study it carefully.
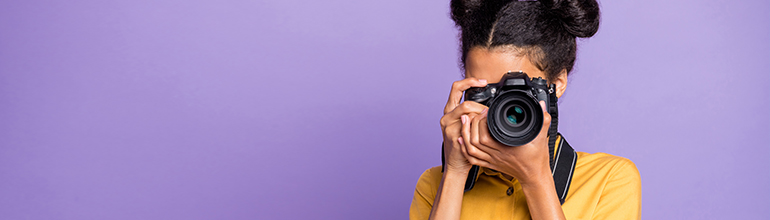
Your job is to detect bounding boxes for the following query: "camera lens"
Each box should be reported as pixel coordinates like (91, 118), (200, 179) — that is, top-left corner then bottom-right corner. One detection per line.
(486, 90), (543, 146)
(505, 105), (526, 126)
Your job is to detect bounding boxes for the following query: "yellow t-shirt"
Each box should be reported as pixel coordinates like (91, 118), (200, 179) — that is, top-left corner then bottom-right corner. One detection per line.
(409, 151), (641, 220)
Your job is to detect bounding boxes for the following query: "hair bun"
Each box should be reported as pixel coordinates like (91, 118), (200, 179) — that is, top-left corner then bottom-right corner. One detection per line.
(450, 0), (509, 29)
(450, 0), (481, 27)
(541, 0), (601, 38)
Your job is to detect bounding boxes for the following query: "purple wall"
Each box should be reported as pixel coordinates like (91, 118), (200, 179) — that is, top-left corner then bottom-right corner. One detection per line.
(1, 0), (767, 219)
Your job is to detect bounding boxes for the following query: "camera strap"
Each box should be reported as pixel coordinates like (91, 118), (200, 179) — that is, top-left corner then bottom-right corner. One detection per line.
(547, 88), (577, 205)
(551, 134), (577, 204)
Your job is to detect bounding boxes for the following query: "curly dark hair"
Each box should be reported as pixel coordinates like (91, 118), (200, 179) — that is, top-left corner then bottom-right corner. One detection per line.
(450, 0), (600, 81)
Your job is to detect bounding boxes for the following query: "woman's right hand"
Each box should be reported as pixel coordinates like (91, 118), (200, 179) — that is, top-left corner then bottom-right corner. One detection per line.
(428, 77), (489, 220)
(440, 78), (488, 174)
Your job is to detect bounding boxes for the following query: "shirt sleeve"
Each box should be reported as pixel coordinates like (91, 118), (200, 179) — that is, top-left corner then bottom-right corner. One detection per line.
(591, 158), (642, 220)
(410, 167), (441, 220)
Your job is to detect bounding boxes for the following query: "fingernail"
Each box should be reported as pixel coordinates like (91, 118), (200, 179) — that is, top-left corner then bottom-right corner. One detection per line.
(458, 137), (464, 145)
(478, 79), (487, 84)
(461, 115), (467, 124)
(481, 108), (488, 114)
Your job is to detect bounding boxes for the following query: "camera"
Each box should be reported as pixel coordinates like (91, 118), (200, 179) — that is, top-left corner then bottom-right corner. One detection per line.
(442, 71), (560, 191)
(464, 71), (557, 146)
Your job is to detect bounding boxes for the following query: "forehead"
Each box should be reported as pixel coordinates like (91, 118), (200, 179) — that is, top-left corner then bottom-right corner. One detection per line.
(464, 47), (545, 83)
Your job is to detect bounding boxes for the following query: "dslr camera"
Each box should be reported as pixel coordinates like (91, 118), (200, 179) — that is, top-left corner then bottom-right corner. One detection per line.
(443, 71), (560, 191)
(464, 71), (557, 146)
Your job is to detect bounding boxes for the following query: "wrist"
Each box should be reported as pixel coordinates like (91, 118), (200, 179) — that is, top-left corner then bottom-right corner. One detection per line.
(519, 169), (554, 189)
(444, 166), (471, 177)
(518, 171), (566, 220)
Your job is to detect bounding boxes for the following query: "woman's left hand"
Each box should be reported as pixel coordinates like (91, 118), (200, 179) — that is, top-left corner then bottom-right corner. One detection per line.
(459, 100), (553, 186)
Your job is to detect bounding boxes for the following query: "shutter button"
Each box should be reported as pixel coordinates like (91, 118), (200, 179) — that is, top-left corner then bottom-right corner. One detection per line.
(506, 187), (514, 196)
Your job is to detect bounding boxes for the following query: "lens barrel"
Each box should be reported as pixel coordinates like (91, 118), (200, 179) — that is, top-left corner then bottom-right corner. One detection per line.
(486, 90), (543, 146)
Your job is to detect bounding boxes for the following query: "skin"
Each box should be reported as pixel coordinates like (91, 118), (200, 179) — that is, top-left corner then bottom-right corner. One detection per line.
(431, 47), (568, 220)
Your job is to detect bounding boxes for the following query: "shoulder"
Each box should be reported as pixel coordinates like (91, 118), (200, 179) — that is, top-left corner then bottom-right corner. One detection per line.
(572, 152), (641, 198)
(576, 151), (640, 179)
(410, 166), (443, 219)
(566, 152), (642, 219)
(413, 166), (443, 202)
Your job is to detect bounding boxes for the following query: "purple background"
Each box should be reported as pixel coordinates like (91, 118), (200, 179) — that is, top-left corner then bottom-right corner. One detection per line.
(1, 0), (768, 219)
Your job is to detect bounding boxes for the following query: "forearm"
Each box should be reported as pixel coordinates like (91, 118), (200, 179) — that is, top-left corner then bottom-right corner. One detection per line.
(520, 172), (566, 220)
(428, 168), (468, 220)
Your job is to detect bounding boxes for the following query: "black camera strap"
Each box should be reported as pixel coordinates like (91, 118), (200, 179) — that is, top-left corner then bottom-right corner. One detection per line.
(546, 88), (577, 204)
(551, 133), (577, 204)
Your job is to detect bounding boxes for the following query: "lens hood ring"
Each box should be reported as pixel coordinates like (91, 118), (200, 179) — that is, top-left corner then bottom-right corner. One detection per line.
(486, 90), (543, 146)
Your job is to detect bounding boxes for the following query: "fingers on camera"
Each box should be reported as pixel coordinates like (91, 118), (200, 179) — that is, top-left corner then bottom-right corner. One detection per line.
(446, 78), (488, 112)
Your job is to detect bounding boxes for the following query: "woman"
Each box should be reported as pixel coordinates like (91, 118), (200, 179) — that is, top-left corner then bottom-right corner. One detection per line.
(410, 0), (641, 219)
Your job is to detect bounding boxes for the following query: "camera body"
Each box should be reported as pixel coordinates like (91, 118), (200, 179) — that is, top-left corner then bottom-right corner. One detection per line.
(464, 71), (557, 146)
